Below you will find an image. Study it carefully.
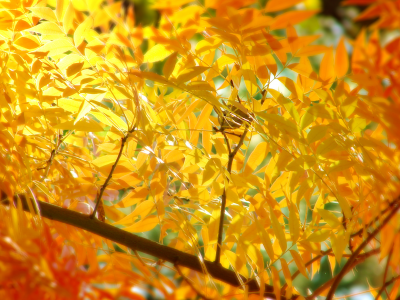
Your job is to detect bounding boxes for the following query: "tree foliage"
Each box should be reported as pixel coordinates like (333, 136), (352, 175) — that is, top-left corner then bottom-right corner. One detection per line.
(1, 0), (400, 299)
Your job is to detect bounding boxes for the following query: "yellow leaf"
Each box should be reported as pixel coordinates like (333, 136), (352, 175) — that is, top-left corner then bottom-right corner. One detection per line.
(300, 111), (316, 129)
(91, 154), (123, 168)
(349, 117), (366, 132)
(33, 181), (54, 200)
(176, 66), (209, 85)
(74, 17), (93, 46)
(336, 195), (352, 219)
(195, 37), (222, 55)
(189, 103), (214, 145)
(307, 229), (330, 242)
(335, 37), (349, 78)
(66, 61), (84, 77)
(290, 250), (308, 278)
(63, 2), (75, 33)
(289, 204), (300, 243)
(317, 209), (342, 229)
(163, 51), (178, 79)
(268, 89), (300, 122)
(230, 174), (255, 189)
(124, 215), (159, 233)
(254, 214), (275, 259)
(117, 188), (149, 208)
(319, 49), (335, 82)
(202, 158), (220, 186)
(186, 81), (215, 91)
(58, 98), (81, 113)
(306, 103), (338, 120)
(270, 10), (318, 30)
(80, 88), (106, 94)
(296, 45), (328, 57)
(277, 77), (303, 102)
(316, 136), (338, 156)
(28, 7), (58, 22)
(114, 200), (155, 225)
(32, 38), (75, 57)
(144, 44), (175, 63)
(328, 160), (355, 174)
(56, 0), (67, 20)
(13, 35), (41, 50)
(307, 125), (328, 144)
(53, 118), (104, 131)
(57, 54), (83, 70)
(74, 100), (92, 124)
(330, 231), (347, 263)
(289, 56), (318, 80)
(28, 22), (65, 35)
(247, 142), (269, 172)
(258, 112), (299, 139)
(265, 0), (302, 12)
(269, 206), (287, 252)
(242, 67), (259, 96)
(280, 258), (293, 298)
(270, 265), (281, 300)
(93, 104), (128, 131)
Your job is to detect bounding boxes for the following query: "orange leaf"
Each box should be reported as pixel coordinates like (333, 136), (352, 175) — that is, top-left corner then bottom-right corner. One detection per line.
(335, 37), (349, 78)
(265, 0), (303, 12)
(270, 10), (318, 30)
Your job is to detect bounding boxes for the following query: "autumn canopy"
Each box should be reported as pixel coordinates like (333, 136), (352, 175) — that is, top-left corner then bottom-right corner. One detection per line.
(0, 0), (400, 299)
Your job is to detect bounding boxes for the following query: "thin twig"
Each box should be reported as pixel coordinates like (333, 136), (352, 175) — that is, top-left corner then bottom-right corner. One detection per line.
(91, 132), (132, 219)
(281, 249), (332, 293)
(351, 199), (399, 238)
(215, 188), (227, 265)
(215, 125), (248, 264)
(42, 131), (72, 179)
(174, 259), (212, 300)
(375, 245), (394, 300)
(326, 197), (400, 300)
(375, 274), (400, 300)
(307, 248), (380, 300)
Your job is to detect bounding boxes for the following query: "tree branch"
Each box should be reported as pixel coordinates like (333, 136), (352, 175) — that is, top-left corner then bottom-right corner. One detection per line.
(2, 194), (283, 299)
(351, 200), (398, 238)
(375, 245), (394, 300)
(281, 249), (332, 293)
(375, 274), (400, 300)
(326, 197), (400, 300)
(307, 248), (380, 300)
(91, 132), (131, 219)
(215, 126), (248, 264)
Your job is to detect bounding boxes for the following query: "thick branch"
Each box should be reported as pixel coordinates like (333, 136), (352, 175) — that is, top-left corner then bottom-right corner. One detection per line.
(326, 197), (400, 300)
(2, 195), (281, 299)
